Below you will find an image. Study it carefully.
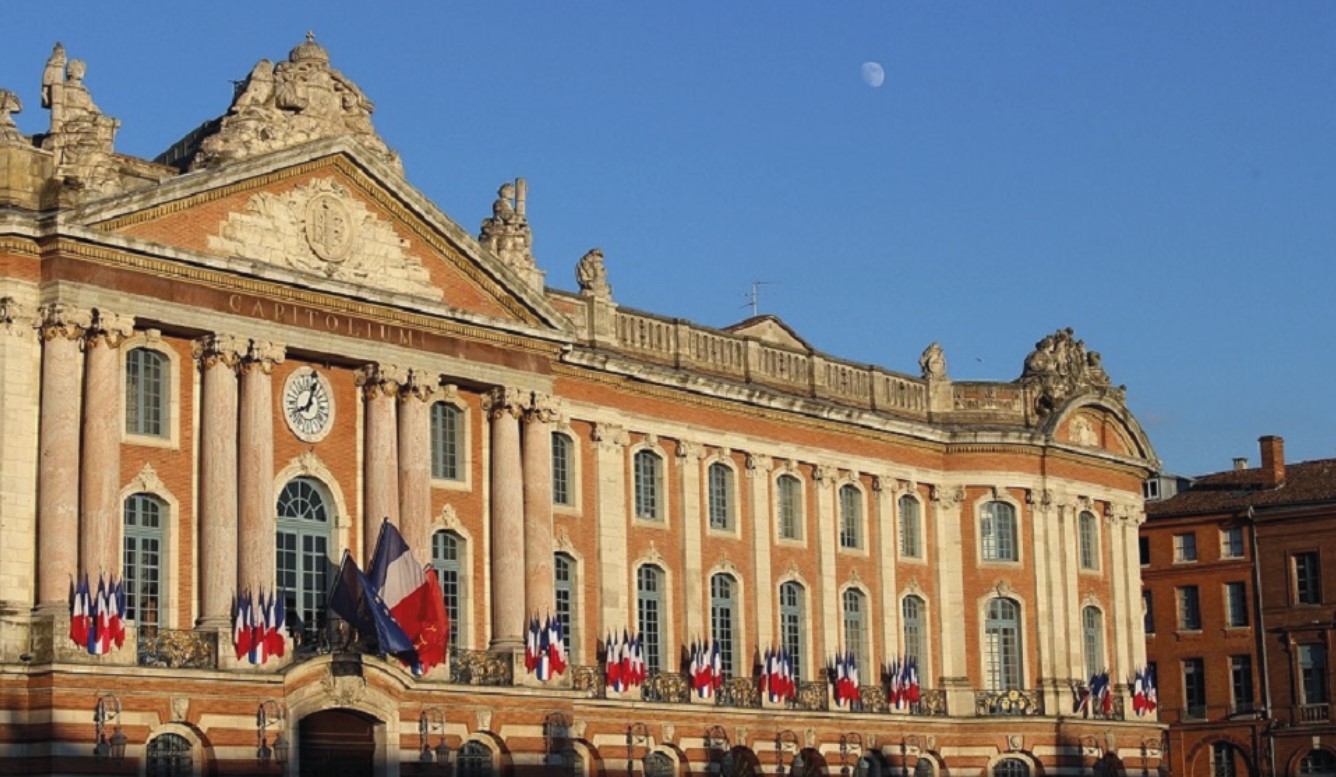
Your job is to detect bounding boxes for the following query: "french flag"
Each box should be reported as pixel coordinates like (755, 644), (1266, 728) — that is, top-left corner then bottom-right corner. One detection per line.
(367, 520), (436, 661)
(233, 592), (251, 660)
(548, 616), (567, 676)
(69, 575), (92, 650)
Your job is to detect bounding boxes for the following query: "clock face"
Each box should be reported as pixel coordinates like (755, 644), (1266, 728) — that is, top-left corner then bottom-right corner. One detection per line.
(282, 367), (335, 443)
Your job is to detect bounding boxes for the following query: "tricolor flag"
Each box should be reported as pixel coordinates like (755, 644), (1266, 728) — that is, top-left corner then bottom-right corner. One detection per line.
(525, 617), (541, 674)
(605, 632), (623, 692)
(547, 616), (567, 676)
(710, 639), (723, 692)
(248, 590), (269, 665)
(367, 520), (442, 667)
(329, 550), (416, 659)
(233, 591), (252, 660)
(903, 656), (921, 705)
(68, 575), (92, 650)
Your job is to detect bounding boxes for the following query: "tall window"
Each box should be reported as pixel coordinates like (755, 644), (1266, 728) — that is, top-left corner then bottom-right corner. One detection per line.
(839, 484), (862, 550)
(1230, 656), (1254, 713)
(983, 597), (1022, 690)
(777, 475), (802, 540)
(146, 733), (193, 777)
(1143, 590), (1155, 634)
(708, 463), (734, 530)
(1212, 743), (1238, 777)
(123, 493), (165, 626)
(843, 588), (868, 674)
(1183, 658), (1207, 717)
(1177, 586), (1202, 631)
(902, 595), (925, 661)
(431, 530), (466, 645)
(125, 347), (168, 437)
(430, 402), (463, 480)
(554, 553), (576, 658)
(1220, 527), (1245, 559)
(1139, 536), (1151, 566)
(1294, 552), (1322, 604)
(1224, 582), (1249, 627)
(637, 565), (665, 673)
(710, 573), (736, 677)
(1299, 644), (1329, 705)
(1082, 606), (1105, 675)
(1078, 511), (1099, 570)
(981, 501), (1018, 561)
(993, 759), (1030, 777)
(552, 432), (574, 506)
(634, 450), (663, 521)
(899, 495), (922, 558)
(779, 582), (806, 683)
(1174, 533), (1198, 563)
(276, 477), (332, 641)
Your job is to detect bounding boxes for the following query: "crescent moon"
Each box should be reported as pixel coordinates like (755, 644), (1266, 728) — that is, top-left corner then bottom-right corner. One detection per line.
(861, 61), (885, 88)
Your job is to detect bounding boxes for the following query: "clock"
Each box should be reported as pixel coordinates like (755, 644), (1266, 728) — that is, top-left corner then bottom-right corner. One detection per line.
(282, 367), (335, 443)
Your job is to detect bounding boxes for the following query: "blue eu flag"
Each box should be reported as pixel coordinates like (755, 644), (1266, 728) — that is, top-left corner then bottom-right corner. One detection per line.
(329, 550), (415, 657)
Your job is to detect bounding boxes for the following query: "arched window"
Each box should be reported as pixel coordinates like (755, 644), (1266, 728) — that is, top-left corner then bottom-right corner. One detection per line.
(637, 565), (665, 673)
(1079, 510), (1099, 570)
(708, 462), (734, 530)
(1299, 750), (1336, 777)
(554, 552), (577, 658)
(126, 347), (168, 437)
(843, 588), (868, 675)
(645, 751), (677, 777)
(123, 493), (165, 626)
(1211, 742), (1238, 777)
(855, 754), (882, 777)
(457, 741), (494, 777)
(634, 450), (663, 521)
(839, 484), (863, 549)
(145, 732), (193, 777)
(724, 747), (761, 777)
(430, 402), (464, 481)
(431, 530), (466, 646)
(552, 432), (575, 506)
(981, 501), (1018, 561)
(276, 477), (332, 643)
(777, 474), (802, 540)
(779, 581), (806, 682)
(899, 495), (922, 558)
(1083, 606), (1106, 675)
(711, 573), (736, 677)
(902, 595), (926, 662)
(994, 758), (1030, 777)
(984, 597), (1023, 690)
(914, 759), (936, 777)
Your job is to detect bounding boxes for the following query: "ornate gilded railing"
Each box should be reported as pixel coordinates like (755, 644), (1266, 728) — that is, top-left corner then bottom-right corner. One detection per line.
(716, 676), (762, 709)
(793, 681), (830, 712)
(137, 628), (218, 670)
(912, 689), (949, 717)
(976, 688), (1045, 717)
(641, 671), (691, 704)
(572, 665), (606, 698)
(1091, 694), (1125, 721)
(449, 649), (513, 686)
(858, 685), (889, 714)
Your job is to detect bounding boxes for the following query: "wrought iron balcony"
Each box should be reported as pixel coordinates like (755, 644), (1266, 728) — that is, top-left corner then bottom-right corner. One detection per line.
(448, 649), (513, 686)
(792, 681), (830, 712)
(136, 628), (218, 670)
(976, 688), (1044, 716)
(912, 690), (950, 717)
(716, 676), (762, 709)
(641, 671), (690, 704)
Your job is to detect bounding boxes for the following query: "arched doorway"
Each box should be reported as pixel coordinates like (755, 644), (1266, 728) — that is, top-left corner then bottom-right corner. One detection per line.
(300, 709), (376, 777)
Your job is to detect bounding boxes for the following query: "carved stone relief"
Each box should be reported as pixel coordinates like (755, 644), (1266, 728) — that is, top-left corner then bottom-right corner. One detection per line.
(39, 44), (121, 196)
(0, 90), (24, 145)
(1019, 327), (1125, 416)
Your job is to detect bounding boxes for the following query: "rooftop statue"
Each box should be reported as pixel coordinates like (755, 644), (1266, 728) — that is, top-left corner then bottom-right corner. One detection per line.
(919, 341), (947, 381)
(575, 248), (611, 299)
(38, 43), (122, 195)
(190, 33), (401, 174)
(1019, 327), (1124, 417)
(479, 178), (544, 290)
(0, 89), (23, 144)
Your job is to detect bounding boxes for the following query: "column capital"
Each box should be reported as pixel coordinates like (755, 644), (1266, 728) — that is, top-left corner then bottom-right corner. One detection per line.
(930, 483), (965, 510)
(36, 302), (93, 341)
(84, 308), (135, 349)
(675, 439), (706, 461)
(355, 362), (408, 398)
(239, 339), (286, 375)
(397, 367), (439, 403)
(591, 421), (629, 451)
(524, 391), (560, 423)
(192, 333), (248, 370)
(482, 386), (528, 419)
(811, 464), (837, 487)
(745, 453), (773, 477)
(1, 296), (35, 336)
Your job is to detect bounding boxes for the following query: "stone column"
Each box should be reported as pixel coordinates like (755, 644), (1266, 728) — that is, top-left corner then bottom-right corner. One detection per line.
(485, 386), (527, 651)
(35, 303), (91, 610)
(193, 333), (245, 628)
(396, 368), (436, 553)
(79, 309), (134, 577)
(356, 363), (405, 564)
(522, 393), (558, 620)
(237, 340), (285, 595)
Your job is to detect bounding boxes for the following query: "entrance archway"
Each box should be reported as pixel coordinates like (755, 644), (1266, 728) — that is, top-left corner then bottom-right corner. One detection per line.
(300, 708), (377, 777)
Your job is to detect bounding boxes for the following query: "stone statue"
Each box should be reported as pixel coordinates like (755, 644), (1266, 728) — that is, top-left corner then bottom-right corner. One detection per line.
(1019, 328), (1124, 416)
(576, 248), (611, 299)
(919, 341), (947, 381)
(189, 33), (402, 173)
(0, 89), (23, 144)
(38, 43), (121, 195)
(479, 178), (540, 284)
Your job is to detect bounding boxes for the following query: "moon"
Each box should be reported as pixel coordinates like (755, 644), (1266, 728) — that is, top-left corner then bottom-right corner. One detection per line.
(861, 61), (885, 88)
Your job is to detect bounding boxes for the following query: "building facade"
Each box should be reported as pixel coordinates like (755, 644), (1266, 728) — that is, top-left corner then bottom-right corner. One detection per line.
(0, 38), (1166, 777)
(1142, 437), (1336, 777)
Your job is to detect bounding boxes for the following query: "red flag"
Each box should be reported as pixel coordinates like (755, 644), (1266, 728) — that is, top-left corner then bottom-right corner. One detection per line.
(412, 567), (449, 673)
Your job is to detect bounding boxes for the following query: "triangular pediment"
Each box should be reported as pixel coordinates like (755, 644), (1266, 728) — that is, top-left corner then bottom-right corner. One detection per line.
(725, 314), (811, 352)
(76, 137), (570, 332)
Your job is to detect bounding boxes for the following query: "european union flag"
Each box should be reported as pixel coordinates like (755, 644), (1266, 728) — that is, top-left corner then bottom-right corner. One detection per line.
(329, 550), (415, 657)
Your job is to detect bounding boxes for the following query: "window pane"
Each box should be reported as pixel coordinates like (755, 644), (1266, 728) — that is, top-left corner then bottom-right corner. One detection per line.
(1220, 528), (1245, 559)
(710, 574), (735, 677)
(1295, 553), (1321, 605)
(899, 496), (921, 558)
(982, 502), (1017, 562)
(780, 582), (805, 682)
(637, 566), (664, 673)
(842, 589), (867, 674)
(902, 596), (925, 661)
(1079, 511), (1098, 570)
(839, 485), (862, 549)
(778, 476), (801, 540)
(1230, 656), (1254, 712)
(431, 403), (463, 480)
(709, 463), (732, 530)
(1183, 658), (1206, 714)
(984, 598), (1022, 690)
(1224, 582), (1248, 627)
(1082, 607), (1104, 675)
(554, 553), (575, 658)
(552, 433), (573, 506)
(275, 478), (332, 641)
(126, 348), (167, 437)
(634, 451), (661, 520)
(1178, 586), (1201, 630)
(1174, 533), (1198, 562)
(123, 493), (164, 625)
(432, 530), (465, 645)
(1299, 644), (1329, 704)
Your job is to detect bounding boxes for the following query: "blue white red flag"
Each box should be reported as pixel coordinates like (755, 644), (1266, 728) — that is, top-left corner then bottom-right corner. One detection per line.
(329, 550), (415, 658)
(367, 520), (437, 660)
(548, 616), (567, 676)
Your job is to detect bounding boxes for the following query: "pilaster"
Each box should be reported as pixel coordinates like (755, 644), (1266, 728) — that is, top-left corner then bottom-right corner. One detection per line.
(930, 485), (967, 690)
(812, 465), (838, 663)
(874, 476), (899, 663)
(592, 422), (630, 633)
(677, 440), (706, 639)
(0, 295), (39, 659)
(746, 454), (775, 650)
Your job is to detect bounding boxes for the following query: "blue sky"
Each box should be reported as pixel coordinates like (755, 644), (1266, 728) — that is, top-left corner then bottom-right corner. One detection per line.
(4, 2), (1333, 477)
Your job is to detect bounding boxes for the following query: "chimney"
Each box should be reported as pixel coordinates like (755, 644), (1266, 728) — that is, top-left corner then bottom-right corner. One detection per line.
(1259, 435), (1285, 487)
(1233, 458), (1249, 471)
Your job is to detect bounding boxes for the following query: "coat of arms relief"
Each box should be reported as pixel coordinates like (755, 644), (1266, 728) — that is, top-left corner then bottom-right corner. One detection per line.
(208, 177), (442, 301)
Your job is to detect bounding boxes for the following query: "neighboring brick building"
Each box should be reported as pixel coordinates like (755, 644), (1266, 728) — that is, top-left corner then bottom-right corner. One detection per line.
(1, 38), (1167, 776)
(1143, 437), (1336, 777)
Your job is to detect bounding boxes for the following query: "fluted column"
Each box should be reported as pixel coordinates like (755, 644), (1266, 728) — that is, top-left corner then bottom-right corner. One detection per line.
(522, 393), (557, 620)
(356, 363), (405, 564)
(193, 334), (245, 628)
(237, 340), (285, 594)
(79, 309), (135, 577)
(485, 386), (527, 650)
(35, 304), (91, 610)
(397, 368), (436, 553)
